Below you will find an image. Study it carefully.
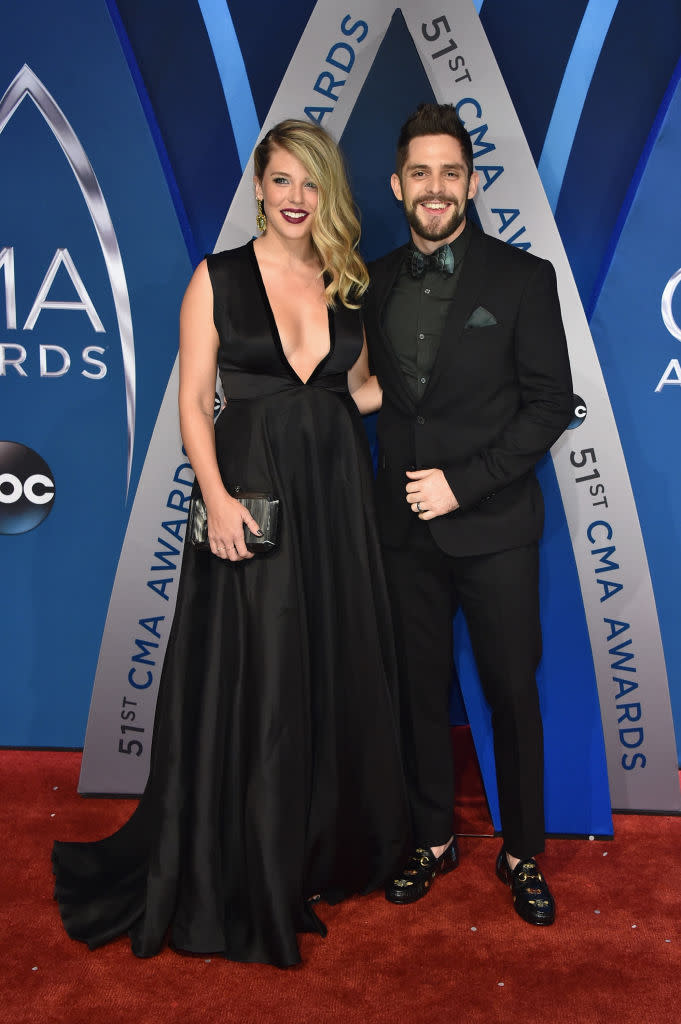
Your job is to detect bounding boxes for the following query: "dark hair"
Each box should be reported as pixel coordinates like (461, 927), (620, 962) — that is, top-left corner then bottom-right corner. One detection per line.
(396, 103), (474, 178)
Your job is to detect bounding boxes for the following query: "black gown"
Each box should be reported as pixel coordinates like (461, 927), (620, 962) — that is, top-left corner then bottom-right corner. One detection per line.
(53, 241), (410, 968)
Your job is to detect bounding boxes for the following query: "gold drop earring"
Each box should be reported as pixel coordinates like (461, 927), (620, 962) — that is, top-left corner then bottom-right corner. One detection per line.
(256, 197), (267, 233)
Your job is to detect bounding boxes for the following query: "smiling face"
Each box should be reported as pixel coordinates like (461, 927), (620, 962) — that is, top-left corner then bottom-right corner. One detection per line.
(391, 134), (478, 252)
(254, 144), (319, 243)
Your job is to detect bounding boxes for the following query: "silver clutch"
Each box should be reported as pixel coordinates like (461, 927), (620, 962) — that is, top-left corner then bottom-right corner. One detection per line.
(187, 489), (280, 554)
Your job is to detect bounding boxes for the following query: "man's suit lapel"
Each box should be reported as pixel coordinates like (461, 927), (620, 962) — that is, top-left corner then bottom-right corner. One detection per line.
(421, 224), (489, 403)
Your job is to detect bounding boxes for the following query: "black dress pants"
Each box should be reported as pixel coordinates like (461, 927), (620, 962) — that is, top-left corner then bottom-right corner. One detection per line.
(382, 534), (545, 861)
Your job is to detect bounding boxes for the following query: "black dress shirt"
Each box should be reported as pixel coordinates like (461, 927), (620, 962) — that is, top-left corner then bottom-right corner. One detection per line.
(383, 221), (472, 400)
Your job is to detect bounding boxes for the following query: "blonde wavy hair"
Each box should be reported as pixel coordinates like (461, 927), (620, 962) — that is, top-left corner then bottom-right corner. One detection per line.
(253, 120), (369, 309)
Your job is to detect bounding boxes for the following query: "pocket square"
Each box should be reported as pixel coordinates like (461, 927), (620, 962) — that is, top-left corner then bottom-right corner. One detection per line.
(464, 306), (498, 329)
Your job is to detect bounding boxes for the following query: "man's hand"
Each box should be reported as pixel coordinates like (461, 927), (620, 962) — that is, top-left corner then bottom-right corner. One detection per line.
(406, 469), (459, 520)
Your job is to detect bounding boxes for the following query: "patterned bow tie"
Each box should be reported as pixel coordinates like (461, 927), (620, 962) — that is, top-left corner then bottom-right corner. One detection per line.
(407, 243), (455, 278)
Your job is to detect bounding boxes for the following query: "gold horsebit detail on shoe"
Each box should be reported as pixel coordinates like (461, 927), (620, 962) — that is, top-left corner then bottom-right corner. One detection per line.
(514, 862), (549, 907)
(392, 848), (436, 887)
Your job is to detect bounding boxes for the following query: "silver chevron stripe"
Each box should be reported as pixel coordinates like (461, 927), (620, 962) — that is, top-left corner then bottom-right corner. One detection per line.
(217, 0), (678, 810)
(81, 0), (394, 794)
(401, 0), (679, 812)
(0, 64), (136, 495)
(79, 0), (678, 808)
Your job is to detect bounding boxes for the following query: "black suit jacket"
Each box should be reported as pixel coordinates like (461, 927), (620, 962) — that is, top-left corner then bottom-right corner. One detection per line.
(364, 222), (574, 557)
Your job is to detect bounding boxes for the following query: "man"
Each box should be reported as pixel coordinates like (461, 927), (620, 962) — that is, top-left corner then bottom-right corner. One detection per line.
(363, 103), (573, 925)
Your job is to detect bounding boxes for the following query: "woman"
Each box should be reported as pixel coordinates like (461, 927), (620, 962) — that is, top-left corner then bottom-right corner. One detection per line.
(53, 120), (409, 968)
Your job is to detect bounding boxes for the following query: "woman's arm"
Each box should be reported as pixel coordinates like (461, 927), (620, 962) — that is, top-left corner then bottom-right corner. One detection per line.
(179, 260), (259, 560)
(347, 335), (383, 415)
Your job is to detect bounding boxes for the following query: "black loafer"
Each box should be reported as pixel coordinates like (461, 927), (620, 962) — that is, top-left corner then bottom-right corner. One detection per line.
(496, 847), (555, 925)
(386, 838), (459, 904)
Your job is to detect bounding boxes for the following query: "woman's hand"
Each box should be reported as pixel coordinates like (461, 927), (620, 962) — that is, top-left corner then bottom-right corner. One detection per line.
(206, 490), (262, 561)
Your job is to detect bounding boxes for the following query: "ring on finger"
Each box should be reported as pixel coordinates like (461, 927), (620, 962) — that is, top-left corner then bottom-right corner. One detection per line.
(416, 501), (424, 513)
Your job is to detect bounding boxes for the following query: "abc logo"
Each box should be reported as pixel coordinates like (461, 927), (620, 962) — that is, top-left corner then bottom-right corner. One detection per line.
(567, 395), (587, 430)
(0, 441), (55, 534)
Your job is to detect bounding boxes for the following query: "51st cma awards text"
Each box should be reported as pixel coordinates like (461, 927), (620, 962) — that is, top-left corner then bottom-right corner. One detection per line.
(0, 246), (108, 378)
(573, 446), (647, 773)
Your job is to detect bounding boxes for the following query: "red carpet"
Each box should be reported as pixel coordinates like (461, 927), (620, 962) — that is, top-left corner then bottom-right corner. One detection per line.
(2, 740), (679, 1024)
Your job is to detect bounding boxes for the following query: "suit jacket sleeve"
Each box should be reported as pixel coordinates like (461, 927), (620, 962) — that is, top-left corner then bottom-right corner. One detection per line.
(442, 258), (573, 510)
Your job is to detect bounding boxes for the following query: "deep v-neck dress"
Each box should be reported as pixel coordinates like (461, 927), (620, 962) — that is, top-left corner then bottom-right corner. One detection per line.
(52, 241), (410, 968)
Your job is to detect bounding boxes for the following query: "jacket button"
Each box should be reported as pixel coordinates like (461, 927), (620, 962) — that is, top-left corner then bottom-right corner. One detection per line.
(416, 415), (425, 425)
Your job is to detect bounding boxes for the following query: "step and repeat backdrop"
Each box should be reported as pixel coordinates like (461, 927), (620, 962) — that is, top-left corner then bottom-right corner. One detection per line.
(3, 0), (681, 833)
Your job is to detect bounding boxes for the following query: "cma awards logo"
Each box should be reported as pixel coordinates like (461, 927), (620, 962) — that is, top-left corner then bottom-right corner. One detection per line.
(656, 267), (681, 392)
(0, 65), (136, 494)
(0, 246), (107, 378)
(0, 441), (55, 534)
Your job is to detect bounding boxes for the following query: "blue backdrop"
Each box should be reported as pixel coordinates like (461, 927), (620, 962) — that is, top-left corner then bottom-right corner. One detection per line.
(3, 0), (681, 834)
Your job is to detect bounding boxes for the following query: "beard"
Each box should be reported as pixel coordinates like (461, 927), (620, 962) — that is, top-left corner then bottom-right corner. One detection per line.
(404, 195), (466, 243)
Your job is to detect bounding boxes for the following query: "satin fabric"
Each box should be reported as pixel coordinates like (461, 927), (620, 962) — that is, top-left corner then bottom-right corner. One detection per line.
(53, 242), (409, 967)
